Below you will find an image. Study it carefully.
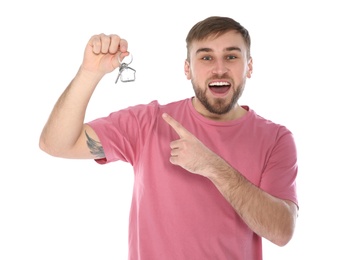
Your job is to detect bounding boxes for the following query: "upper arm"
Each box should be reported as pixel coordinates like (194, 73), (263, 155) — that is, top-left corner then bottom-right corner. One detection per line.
(73, 124), (105, 159)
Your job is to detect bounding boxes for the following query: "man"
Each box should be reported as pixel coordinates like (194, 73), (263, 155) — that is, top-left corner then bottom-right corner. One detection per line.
(39, 16), (298, 259)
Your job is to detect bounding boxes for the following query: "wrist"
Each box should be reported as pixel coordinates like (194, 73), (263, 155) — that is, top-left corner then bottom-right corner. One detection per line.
(75, 66), (104, 87)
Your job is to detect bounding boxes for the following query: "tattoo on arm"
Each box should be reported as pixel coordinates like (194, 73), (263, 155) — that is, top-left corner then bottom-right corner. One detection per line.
(85, 131), (105, 158)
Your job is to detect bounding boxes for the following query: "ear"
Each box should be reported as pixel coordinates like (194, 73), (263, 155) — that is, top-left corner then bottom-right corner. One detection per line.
(246, 57), (253, 78)
(184, 60), (191, 80)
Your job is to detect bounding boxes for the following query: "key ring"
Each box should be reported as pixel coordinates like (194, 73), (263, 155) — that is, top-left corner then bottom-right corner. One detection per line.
(118, 52), (133, 65)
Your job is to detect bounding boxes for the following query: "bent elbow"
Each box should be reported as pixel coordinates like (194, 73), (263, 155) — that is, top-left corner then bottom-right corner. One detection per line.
(39, 135), (54, 156)
(270, 219), (296, 247)
(274, 229), (294, 247)
(268, 231), (293, 247)
(39, 134), (62, 157)
(273, 200), (298, 247)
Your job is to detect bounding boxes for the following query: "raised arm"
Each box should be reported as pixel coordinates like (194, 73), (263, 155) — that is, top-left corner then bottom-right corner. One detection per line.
(39, 34), (129, 159)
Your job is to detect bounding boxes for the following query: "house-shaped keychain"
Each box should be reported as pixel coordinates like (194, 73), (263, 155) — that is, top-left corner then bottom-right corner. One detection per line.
(120, 66), (136, 82)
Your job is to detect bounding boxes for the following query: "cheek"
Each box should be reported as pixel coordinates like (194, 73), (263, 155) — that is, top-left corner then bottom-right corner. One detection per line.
(235, 66), (250, 79)
(188, 64), (206, 80)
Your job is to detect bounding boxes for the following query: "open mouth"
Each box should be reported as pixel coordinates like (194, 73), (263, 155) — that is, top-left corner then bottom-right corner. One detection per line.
(209, 81), (231, 95)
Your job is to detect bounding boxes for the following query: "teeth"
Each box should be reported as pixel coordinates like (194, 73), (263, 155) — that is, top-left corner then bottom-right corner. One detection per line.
(209, 82), (230, 86)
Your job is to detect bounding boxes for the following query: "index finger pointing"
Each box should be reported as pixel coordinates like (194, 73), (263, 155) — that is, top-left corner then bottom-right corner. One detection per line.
(162, 113), (190, 138)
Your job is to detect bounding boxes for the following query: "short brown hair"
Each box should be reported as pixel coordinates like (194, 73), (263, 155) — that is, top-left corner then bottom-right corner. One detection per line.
(186, 16), (251, 60)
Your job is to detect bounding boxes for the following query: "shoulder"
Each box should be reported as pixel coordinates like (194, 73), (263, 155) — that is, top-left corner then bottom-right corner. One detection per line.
(248, 108), (292, 133)
(244, 108), (296, 151)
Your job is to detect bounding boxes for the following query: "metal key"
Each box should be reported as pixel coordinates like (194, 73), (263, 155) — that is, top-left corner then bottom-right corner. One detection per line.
(115, 63), (128, 84)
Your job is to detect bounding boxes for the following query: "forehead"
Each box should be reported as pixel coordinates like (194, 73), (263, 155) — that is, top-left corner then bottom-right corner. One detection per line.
(190, 30), (247, 55)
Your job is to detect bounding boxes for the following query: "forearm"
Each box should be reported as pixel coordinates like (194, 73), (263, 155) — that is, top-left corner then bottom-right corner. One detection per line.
(39, 68), (103, 157)
(206, 158), (297, 246)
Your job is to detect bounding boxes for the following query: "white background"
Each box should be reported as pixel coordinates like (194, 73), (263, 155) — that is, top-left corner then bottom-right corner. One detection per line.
(1, 0), (344, 259)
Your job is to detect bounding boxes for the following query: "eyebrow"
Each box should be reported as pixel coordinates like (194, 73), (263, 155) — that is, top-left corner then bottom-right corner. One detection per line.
(195, 46), (242, 54)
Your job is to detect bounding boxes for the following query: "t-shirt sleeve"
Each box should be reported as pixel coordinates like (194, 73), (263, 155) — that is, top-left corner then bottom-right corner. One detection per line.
(86, 101), (158, 166)
(260, 127), (299, 207)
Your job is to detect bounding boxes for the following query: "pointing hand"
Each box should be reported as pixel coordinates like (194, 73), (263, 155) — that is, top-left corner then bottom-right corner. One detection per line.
(162, 113), (221, 176)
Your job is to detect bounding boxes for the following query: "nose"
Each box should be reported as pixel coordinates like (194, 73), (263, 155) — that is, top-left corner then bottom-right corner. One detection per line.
(212, 60), (229, 76)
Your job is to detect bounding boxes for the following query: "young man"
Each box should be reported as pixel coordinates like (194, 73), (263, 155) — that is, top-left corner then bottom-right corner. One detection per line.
(39, 16), (298, 259)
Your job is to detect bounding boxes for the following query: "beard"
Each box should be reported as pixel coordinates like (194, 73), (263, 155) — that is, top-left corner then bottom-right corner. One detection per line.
(191, 78), (245, 115)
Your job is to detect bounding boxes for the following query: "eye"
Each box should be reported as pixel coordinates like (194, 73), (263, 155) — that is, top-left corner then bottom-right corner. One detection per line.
(202, 56), (212, 61)
(226, 55), (237, 60)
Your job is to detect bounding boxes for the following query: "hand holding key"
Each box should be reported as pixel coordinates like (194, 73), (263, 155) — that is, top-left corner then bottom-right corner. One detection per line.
(81, 34), (129, 76)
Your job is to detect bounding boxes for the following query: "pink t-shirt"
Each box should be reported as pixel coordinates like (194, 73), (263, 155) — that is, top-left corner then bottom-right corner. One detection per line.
(87, 98), (298, 260)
